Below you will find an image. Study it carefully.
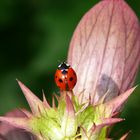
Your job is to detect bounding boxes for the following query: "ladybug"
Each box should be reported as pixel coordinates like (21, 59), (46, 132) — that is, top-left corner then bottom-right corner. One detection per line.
(55, 62), (77, 91)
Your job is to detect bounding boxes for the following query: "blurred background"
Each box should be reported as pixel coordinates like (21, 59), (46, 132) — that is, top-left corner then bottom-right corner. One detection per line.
(0, 0), (139, 139)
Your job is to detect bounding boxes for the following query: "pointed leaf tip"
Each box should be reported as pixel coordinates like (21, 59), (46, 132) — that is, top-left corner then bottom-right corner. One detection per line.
(20, 109), (32, 118)
(105, 86), (137, 113)
(65, 94), (75, 116)
(90, 118), (123, 135)
(120, 131), (131, 140)
(102, 118), (124, 126)
(52, 95), (56, 109)
(17, 80), (45, 115)
(42, 91), (51, 109)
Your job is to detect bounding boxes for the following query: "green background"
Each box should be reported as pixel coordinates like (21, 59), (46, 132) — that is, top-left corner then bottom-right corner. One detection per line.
(0, 0), (139, 139)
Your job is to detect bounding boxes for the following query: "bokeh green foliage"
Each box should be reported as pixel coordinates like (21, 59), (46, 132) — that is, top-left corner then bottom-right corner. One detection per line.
(0, 0), (139, 139)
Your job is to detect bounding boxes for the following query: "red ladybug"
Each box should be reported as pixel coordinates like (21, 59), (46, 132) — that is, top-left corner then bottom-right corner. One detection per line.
(55, 62), (77, 91)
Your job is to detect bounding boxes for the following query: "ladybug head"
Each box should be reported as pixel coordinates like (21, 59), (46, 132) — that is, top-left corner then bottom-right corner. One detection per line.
(58, 62), (70, 70)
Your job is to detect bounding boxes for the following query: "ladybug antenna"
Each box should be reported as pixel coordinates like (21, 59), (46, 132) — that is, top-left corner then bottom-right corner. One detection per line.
(64, 60), (70, 66)
(57, 60), (68, 64)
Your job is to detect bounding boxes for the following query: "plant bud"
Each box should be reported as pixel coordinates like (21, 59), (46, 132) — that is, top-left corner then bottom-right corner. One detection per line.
(68, 0), (140, 104)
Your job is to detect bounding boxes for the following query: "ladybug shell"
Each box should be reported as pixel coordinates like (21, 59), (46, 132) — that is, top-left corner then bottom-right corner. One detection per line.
(55, 68), (77, 91)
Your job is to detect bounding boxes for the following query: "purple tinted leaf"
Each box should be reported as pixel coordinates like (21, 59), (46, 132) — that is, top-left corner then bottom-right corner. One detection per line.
(0, 109), (36, 140)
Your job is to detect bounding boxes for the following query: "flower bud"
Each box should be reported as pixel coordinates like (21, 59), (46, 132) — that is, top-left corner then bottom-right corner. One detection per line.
(68, 0), (140, 104)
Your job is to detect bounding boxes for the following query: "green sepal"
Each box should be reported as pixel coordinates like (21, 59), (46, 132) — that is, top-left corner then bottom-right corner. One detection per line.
(30, 116), (64, 140)
(78, 105), (95, 131)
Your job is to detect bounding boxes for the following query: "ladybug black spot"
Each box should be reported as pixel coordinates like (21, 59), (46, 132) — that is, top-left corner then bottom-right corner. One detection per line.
(55, 76), (57, 78)
(69, 77), (73, 81)
(59, 78), (63, 83)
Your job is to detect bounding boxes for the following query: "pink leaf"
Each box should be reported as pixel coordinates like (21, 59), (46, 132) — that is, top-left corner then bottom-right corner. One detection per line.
(0, 109), (36, 140)
(104, 86), (137, 113)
